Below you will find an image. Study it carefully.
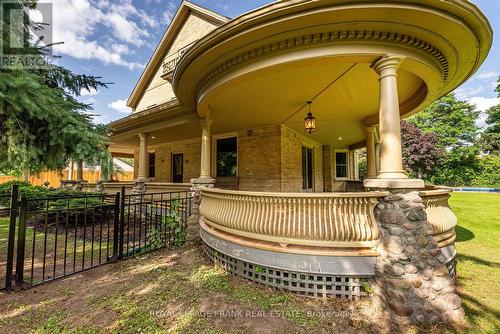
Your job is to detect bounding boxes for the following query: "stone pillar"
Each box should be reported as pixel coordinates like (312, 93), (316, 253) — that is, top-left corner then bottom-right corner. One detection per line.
(365, 127), (377, 179)
(188, 118), (215, 243)
(366, 191), (464, 331)
(132, 133), (148, 194)
(365, 56), (424, 189)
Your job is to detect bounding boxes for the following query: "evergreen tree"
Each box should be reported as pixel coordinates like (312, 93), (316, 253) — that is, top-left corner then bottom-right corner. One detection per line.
(0, 0), (111, 175)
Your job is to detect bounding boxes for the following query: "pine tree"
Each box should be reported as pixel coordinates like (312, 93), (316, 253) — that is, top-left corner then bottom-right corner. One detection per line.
(0, 0), (111, 175)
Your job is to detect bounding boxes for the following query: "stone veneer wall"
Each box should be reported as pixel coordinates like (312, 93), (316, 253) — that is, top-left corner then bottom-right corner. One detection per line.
(237, 125), (282, 192)
(134, 137), (201, 183)
(133, 124), (326, 191)
(370, 191), (463, 330)
(280, 125), (324, 192)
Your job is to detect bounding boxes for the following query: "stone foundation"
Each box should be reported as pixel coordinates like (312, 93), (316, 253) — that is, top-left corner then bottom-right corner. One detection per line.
(370, 191), (464, 330)
(187, 177), (215, 243)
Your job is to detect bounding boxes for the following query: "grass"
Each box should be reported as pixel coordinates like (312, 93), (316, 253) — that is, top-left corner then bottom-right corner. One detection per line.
(0, 217), (111, 286)
(449, 192), (500, 333)
(0, 192), (498, 333)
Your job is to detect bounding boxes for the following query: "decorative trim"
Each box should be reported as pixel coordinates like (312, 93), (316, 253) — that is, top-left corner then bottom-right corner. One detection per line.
(202, 240), (370, 299)
(195, 30), (449, 95)
(111, 100), (195, 135)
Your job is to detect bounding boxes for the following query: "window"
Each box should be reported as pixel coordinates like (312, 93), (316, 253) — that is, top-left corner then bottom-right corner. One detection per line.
(216, 137), (237, 177)
(302, 146), (313, 190)
(148, 153), (155, 178)
(335, 152), (347, 178)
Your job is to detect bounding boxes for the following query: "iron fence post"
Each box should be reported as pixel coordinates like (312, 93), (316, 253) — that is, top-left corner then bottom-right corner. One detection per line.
(118, 186), (125, 260)
(5, 184), (19, 291)
(15, 197), (27, 290)
(112, 192), (120, 261)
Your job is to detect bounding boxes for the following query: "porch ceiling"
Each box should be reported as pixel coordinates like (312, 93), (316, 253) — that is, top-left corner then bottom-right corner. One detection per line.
(173, 0), (492, 147)
(205, 57), (424, 146)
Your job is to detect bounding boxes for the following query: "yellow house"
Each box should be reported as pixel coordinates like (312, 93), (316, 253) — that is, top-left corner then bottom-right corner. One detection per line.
(108, 0), (491, 319)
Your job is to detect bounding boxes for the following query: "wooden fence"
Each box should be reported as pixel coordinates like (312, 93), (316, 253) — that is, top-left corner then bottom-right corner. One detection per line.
(0, 170), (134, 188)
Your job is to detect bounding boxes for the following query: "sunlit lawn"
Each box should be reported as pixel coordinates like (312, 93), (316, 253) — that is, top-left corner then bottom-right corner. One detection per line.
(0, 193), (498, 333)
(0, 217), (112, 285)
(449, 192), (500, 333)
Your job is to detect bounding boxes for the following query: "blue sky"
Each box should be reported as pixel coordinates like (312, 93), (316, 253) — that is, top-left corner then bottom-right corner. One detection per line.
(46, 0), (500, 126)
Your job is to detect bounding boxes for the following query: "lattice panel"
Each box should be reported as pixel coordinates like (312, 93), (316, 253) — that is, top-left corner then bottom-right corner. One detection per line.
(202, 242), (370, 298)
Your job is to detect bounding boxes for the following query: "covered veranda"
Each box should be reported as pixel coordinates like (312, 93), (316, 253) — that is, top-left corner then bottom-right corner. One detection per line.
(107, 0), (490, 305)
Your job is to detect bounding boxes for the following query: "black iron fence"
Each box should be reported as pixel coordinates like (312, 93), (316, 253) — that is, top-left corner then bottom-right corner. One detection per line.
(0, 185), (193, 291)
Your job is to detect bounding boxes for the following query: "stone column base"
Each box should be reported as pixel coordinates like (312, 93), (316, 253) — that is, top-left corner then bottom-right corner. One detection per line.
(60, 180), (83, 191)
(367, 191), (464, 331)
(131, 179), (147, 195)
(95, 180), (106, 193)
(364, 178), (425, 189)
(187, 177), (215, 244)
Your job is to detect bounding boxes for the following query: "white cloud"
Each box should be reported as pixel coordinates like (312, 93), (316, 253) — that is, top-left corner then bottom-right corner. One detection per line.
(80, 88), (99, 96)
(475, 71), (499, 80)
(468, 96), (499, 113)
(44, 0), (152, 70)
(455, 85), (485, 99)
(108, 99), (131, 114)
(467, 96), (499, 128)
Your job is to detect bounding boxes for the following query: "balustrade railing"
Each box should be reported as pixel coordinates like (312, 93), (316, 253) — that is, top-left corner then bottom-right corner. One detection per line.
(420, 188), (457, 247)
(199, 188), (388, 250)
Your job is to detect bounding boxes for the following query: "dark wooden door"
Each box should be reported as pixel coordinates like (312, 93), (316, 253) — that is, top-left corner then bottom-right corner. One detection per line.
(172, 154), (183, 183)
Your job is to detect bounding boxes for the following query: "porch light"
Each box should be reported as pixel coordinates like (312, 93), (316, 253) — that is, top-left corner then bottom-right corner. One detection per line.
(304, 101), (316, 134)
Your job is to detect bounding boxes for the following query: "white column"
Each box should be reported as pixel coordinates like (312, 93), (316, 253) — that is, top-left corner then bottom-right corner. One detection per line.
(365, 127), (377, 179)
(375, 143), (381, 175)
(76, 160), (83, 182)
(68, 160), (74, 180)
(200, 118), (213, 179)
(373, 56), (406, 179)
(365, 55), (423, 189)
(137, 133), (149, 180)
(354, 150), (359, 180)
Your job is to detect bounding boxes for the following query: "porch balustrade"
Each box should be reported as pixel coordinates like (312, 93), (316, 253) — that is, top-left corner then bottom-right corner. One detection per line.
(419, 187), (457, 247)
(199, 187), (457, 252)
(199, 188), (388, 250)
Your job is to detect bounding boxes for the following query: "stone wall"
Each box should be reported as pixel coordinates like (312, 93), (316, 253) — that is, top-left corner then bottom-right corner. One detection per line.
(151, 137), (201, 183)
(370, 191), (463, 331)
(237, 125), (282, 192)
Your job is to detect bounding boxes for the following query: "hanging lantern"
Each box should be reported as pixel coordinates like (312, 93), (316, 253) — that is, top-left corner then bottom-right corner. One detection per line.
(304, 101), (316, 134)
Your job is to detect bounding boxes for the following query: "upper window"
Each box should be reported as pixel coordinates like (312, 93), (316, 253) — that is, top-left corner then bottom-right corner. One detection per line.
(216, 137), (237, 177)
(335, 152), (347, 178)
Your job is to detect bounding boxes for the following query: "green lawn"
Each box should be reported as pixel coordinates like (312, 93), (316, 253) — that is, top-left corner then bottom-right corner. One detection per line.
(449, 192), (500, 333)
(0, 192), (498, 333)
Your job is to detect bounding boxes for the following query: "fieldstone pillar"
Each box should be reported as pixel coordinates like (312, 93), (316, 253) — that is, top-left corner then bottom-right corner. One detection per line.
(365, 127), (377, 179)
(132, 133), (148, 194)
(367, 191), (464, 331)
(365, 55), (423, 189)
(187, 118), (215, 243)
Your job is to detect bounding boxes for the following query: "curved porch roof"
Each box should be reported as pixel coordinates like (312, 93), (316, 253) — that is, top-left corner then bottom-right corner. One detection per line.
(172, 0), (492, 147)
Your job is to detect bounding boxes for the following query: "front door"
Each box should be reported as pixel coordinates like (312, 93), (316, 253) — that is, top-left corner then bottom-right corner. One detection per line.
(172, 153), (183, 183)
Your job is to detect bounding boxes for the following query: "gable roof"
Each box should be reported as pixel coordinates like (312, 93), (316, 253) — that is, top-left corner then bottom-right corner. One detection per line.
(126, 1), (229, 109)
